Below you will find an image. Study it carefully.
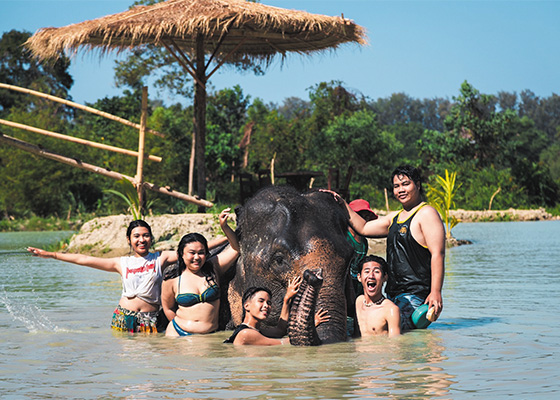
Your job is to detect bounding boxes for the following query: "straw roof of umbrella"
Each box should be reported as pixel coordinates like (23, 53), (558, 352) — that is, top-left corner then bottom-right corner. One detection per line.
(26, 0), (367, 63)
(25, 0), (367, 205)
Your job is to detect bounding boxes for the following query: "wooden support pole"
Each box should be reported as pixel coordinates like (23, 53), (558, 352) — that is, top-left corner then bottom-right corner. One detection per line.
(136, 87), (148, 212)
(0, 118), (162, 162)
(0, 133), (213, 208)
(384, 188), (390, 212)
(188, 130), (195, 196)
(0, 82), (165, 138)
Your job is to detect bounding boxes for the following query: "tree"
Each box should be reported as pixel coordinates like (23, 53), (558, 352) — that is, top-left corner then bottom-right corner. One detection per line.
(0, 29), (82, 218)
(310, 109), (402, 199)
(427, 169), (461, 239)
(443, 81), (515, 168)
(205, 85), (250, 182)
(0, 30), (73, 114)
(306, 81), (363, 135)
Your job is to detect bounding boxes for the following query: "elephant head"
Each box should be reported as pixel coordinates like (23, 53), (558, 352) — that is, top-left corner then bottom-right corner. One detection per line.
(225, 185), (353, 344)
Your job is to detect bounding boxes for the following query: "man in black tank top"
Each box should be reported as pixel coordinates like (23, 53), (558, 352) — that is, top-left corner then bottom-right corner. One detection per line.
(323, 165), (445, 331)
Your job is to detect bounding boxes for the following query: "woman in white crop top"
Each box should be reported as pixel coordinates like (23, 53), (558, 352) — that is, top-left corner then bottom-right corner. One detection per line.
(27, 219), (178, 333)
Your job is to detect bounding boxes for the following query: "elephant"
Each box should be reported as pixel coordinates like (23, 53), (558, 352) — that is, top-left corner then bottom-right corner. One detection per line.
(219, 185), (355, 344)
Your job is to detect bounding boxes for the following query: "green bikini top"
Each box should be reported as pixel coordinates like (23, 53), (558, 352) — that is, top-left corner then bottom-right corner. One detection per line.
(176, 275), (220, 307)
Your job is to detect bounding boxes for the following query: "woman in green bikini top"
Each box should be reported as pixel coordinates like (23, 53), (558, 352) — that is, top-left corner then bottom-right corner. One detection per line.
(175, 275), (220, 307)
(161, 208), (240, 336)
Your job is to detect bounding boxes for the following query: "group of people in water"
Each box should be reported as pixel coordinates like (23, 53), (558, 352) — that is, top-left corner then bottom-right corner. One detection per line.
(27, 165), (445, 344)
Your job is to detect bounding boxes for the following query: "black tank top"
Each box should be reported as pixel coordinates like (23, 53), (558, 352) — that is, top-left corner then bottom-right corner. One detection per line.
(386, 204), (432, 298)
(223, 324), (252, 344)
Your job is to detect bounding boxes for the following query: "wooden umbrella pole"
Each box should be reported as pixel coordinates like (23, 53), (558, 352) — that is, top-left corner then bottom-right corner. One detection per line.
(136, 87), (148, 212)
(0, 83), (165, 138)
(194, 33), (208, 208)
(0, 133), (214, 208)
(0, 118), (162, 162)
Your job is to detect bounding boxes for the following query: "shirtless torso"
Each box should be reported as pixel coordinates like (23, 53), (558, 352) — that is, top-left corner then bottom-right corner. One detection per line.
(355, 296), (400, 337)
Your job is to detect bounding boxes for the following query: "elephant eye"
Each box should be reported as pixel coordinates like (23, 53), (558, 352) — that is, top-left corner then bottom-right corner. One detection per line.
(271, 252), (285, 265)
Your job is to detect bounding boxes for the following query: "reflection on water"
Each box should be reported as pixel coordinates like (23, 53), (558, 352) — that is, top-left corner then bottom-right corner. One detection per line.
(1, 223), (560, 398)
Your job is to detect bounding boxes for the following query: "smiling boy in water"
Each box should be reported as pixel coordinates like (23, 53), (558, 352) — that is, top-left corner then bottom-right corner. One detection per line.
(355, 255), (401, 337)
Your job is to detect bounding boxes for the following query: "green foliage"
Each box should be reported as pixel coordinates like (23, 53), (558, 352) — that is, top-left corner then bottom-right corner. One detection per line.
(103, 178), (156, 220)
(0, 29), (73, 114)
(443, 81), (512, 167)
(453, 165), (528, 210)
(0, 215), (85, 232)
(246, 99), (301, 172)
(311, 109), (402, 189)
(1, 26), (559, 223)
(205, 86), (249, 181)
(427, 170), (461, 239)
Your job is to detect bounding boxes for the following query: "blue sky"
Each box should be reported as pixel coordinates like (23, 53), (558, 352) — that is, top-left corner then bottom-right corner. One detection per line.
(1, 0), (559, 106)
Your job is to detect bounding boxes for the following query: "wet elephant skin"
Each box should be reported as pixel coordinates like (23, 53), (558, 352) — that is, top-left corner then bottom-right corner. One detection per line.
(221, 185), (354, 344)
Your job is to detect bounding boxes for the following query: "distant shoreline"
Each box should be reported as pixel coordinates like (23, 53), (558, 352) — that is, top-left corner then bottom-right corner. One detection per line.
(63, 208), (557, 257)
(373, 207), (556, 223)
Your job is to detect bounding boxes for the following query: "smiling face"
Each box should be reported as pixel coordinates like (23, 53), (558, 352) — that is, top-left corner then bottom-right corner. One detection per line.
(128, 226), (152, 256)
(392, 174), (422, 208)
(244, 290), (272, 322)
(181, 241), (207, 273)
(357, 261), (386, 299)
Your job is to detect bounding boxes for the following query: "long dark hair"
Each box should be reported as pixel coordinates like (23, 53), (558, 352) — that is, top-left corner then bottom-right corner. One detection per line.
(177, 233), (217, 287)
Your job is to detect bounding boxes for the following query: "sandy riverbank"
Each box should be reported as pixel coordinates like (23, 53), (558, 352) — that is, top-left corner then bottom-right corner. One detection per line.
(66, 208), (556, 257)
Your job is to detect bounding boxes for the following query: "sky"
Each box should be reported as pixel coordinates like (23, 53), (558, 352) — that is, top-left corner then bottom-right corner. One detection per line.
(1, 0), (559, 107)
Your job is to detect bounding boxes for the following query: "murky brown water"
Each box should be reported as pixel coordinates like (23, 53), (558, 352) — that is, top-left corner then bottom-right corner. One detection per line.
(1, 221), (559, 399)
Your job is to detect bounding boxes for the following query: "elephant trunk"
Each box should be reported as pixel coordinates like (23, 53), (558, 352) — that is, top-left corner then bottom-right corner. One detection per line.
(288, 269), (323, 346)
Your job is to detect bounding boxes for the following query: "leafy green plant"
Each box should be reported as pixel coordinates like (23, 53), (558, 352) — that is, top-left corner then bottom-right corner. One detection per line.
(427, 170), (462, 239)
(104, 178), (155, 220)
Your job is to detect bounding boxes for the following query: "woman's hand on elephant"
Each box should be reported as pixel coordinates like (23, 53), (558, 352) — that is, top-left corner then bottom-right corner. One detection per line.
(314, 308), (330, 327)
(218, 207), (233, 228)
(284, 275), (302, 302)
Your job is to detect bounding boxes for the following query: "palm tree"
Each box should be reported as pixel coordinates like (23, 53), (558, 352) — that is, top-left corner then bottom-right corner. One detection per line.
(427, 170), (461, 240)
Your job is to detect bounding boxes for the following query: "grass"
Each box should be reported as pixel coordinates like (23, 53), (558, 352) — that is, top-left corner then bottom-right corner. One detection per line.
(0, 215), (86, 232)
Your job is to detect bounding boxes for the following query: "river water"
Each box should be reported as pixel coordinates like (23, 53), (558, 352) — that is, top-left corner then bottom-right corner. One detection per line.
(1, 221), (559, 399)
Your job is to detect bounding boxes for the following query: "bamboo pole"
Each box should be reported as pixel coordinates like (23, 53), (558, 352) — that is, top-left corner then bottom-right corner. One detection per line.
(0, 133), (214, 208)
(136, 87), (148, 211)
(188, 131), (195, 196)
(384, 188), (390, 212)
(0, 118), (162, 162)
(0, 82), (165, 138)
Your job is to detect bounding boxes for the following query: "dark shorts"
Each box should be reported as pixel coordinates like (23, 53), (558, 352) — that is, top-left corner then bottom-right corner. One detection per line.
(389, 293), (428, 331)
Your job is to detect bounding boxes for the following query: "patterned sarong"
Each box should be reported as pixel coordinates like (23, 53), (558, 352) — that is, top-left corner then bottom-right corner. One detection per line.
(111, 305), (158, 333)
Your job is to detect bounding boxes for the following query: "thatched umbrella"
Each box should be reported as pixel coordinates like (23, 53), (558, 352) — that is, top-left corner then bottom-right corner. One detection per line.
(26, 0), (367, 205)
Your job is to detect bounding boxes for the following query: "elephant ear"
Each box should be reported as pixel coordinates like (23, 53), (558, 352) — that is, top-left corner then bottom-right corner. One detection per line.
(234, 205), (244, 238)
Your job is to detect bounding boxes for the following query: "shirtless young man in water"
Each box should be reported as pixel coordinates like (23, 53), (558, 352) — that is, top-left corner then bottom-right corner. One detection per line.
(355, 255), (401, 337)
